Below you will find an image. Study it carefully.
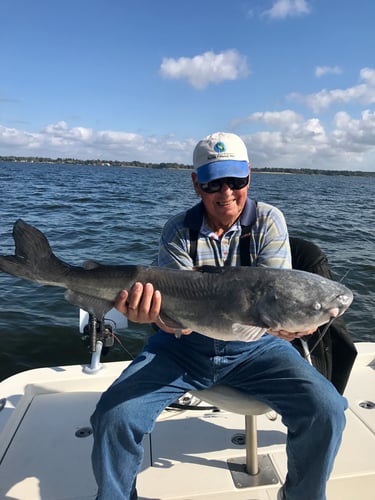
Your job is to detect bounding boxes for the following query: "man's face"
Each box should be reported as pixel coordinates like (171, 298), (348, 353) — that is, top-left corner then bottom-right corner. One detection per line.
(192, 171), (250, 228)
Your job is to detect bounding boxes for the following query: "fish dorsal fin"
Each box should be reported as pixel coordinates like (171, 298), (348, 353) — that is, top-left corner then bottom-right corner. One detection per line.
(83, 260), (101, 270)
(194, 265), (225, 274)
(231, 323), (267, 342)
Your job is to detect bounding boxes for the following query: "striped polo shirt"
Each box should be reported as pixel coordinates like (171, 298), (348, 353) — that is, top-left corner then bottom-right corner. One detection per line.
(157, 198), (291, 271)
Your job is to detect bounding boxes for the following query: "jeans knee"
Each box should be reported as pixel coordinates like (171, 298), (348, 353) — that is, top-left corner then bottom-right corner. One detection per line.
(308, 383), (347, 432)
(91, 390), (132, 434)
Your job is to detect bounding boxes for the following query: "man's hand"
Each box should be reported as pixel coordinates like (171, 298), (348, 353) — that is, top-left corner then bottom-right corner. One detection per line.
(268, 328), (316, 342)
(116, 282), (161, 324)
(115, 282), (192, 335)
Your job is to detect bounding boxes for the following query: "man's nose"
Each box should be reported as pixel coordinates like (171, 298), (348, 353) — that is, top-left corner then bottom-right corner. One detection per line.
(220, 182), (231, 192)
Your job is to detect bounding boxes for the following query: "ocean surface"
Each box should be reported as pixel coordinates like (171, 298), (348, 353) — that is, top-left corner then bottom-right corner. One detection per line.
(0, 162), (374, 381)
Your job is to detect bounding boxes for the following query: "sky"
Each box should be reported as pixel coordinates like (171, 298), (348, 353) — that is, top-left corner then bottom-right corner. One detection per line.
(1, 0), (375, 171)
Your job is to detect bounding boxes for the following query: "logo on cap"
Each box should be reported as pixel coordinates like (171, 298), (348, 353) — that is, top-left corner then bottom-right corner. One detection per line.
(214, 141), (226, 153)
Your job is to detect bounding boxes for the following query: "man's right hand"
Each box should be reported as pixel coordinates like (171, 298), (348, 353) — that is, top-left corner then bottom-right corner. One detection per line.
(115, 282), (192, 335)
(115, 282), (161, 324)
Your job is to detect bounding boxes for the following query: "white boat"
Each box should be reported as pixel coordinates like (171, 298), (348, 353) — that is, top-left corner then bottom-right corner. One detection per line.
(0, 338), (374, 500)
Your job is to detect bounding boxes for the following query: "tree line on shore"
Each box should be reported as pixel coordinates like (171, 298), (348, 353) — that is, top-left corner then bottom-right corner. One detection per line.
(0, 155), (374, 177)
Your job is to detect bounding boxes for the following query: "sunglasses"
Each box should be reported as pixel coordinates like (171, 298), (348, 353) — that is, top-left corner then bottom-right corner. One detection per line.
(199, 176), (249, 194)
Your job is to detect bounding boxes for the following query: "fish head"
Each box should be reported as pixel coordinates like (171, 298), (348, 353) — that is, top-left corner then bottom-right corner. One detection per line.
(255, 271), (353, 332)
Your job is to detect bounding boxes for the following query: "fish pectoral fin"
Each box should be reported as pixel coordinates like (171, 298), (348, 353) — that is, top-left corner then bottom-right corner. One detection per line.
(159, 311), (186, 330)
(65, 290), (113, 319)
(232, 323), (267, 342)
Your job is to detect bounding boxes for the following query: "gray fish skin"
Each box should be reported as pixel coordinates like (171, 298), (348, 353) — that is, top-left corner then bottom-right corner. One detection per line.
(0, 219), (353, 342)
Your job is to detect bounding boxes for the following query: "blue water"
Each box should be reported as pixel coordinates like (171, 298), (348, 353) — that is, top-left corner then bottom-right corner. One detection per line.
(0, 162), (374, 381)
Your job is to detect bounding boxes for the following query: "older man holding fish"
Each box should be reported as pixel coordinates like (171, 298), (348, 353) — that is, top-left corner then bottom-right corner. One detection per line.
(91, 132), (348, 500)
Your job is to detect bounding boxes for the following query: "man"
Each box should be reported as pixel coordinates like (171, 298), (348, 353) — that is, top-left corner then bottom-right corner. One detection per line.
(91, 132), (347, 500)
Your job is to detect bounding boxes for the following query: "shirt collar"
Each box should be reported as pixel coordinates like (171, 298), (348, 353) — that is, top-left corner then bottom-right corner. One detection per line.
(184, 198), (255, 232)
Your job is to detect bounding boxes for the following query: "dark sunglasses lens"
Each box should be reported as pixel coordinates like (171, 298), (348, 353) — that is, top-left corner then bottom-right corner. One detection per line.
(230, 177), (249, 189)
(200, 176), (248, 193)
(200, 180), (221, 193)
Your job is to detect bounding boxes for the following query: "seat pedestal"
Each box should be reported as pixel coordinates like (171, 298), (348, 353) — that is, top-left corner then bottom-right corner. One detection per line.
(193, 386), (280, 488)
(228, 454), (279, 488)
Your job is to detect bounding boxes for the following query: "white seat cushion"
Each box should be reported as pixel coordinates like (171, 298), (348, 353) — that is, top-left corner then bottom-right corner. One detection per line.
(192, 385), (271, 415)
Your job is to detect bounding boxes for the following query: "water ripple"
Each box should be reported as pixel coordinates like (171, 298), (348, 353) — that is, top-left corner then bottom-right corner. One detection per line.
(0, 163), (374, 380)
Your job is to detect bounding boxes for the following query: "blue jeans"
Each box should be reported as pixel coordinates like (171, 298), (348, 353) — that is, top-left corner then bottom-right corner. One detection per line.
(91, 331), (347, 500)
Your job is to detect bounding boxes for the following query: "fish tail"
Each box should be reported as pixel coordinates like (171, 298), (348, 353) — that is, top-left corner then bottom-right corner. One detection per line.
(0, 219), (69, 285)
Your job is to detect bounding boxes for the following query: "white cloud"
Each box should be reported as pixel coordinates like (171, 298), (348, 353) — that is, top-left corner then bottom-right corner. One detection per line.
(0, 122), (194, 164)
(237, 108), (375, 169)
(332, 109), (375, 149)
(289, 67), (375, 112)
(263, 0), (311, 19)
(315, 66), (342, 78)
(243, 110), (303, 128)
(159, 49), (249, 89)
(43, 121), (94, 142)
(1, 106), (375, 171)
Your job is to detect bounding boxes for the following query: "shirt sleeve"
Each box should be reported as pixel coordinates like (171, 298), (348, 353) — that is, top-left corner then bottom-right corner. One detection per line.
(252, 203), (292, 270)
(157, 212), (194, 270)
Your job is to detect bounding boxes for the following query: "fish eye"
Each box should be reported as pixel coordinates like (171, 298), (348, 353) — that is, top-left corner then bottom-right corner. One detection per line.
(313, 302), (322, 311)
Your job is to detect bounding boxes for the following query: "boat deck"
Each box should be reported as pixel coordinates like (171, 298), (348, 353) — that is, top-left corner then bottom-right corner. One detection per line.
(0, 342), (374, 500)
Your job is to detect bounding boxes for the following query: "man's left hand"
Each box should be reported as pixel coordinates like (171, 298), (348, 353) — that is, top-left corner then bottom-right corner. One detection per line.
(268, 328), (316, 342)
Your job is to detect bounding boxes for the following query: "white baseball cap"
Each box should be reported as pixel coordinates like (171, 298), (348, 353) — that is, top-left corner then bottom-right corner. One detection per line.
(193, 132), (249, 183)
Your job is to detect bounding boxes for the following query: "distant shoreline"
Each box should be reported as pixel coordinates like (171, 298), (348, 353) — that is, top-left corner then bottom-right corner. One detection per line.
(0, 157), (374, 177)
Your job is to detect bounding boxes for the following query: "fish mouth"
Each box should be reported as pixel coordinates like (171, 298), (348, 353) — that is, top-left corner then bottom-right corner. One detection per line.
(328, 307), (340, 318)
(328, 293), (353, 318)
(338, 293), (353, 307)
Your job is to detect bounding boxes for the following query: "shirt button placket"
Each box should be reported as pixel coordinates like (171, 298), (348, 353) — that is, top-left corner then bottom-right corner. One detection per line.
(222, 238), (229, 260)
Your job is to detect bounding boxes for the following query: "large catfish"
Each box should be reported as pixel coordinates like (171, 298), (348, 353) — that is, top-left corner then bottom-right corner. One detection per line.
(0, 220), (353, 341)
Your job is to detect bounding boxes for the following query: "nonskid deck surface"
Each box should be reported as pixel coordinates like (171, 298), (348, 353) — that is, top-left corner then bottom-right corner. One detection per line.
(0, 342), (374, 500)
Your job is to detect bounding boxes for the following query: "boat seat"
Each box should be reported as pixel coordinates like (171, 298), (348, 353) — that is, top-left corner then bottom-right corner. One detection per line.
(191, 385), (279, 486)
